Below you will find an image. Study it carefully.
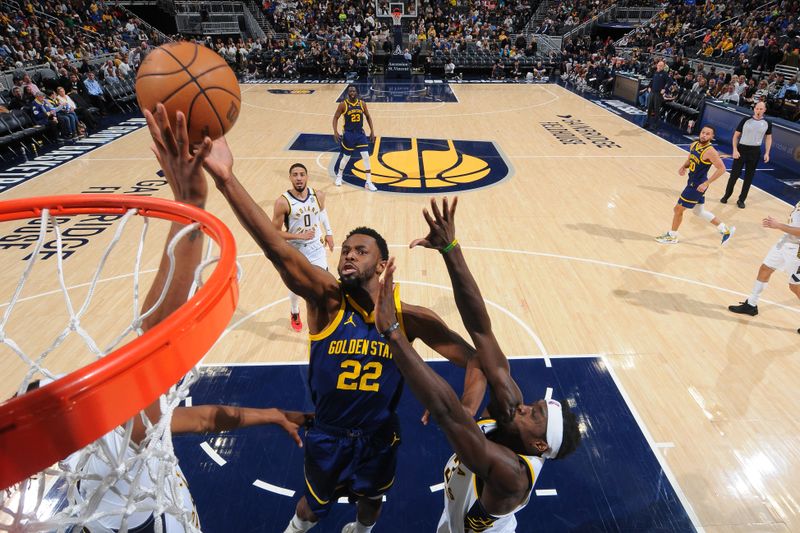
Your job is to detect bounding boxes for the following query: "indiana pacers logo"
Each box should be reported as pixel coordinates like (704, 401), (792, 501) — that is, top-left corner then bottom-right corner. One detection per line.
(288, 134), (511, 193)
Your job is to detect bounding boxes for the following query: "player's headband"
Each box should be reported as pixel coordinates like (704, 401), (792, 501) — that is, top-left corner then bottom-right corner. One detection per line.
(541, 399), (563, 459)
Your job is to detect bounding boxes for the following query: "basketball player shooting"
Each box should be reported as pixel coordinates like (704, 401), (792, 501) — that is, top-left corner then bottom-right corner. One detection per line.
(374, 197), (582, 532)
(198, 134), (486, 533)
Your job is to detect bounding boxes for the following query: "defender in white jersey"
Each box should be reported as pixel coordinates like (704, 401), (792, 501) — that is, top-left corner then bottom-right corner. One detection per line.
(438, 419), (544, 533)
(729, 201), (800, 333)
(272, 163), (335, 331)
(374, 197), (582, 533)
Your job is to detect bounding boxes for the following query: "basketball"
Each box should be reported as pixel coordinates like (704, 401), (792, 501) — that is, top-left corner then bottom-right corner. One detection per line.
(135, 41), (241, 144)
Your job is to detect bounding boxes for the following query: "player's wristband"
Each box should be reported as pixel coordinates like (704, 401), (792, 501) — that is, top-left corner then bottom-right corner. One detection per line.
(380, 322), (400, 338)
(440, 239), (459, 255)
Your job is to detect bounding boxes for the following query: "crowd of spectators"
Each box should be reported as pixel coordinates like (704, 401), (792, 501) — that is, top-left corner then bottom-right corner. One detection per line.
(561, 35), (800, 124)
(0, 0), (164, 145)
(247, 0), (535, 78)
(0, 0), (168, 71)
(535, 0), (616, 35)
(621, 0), (800, 70)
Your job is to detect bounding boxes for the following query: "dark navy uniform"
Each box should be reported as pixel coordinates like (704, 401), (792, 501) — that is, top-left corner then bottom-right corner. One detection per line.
(303, 284), (404, 517)
(341, 99), (370, 154)
(677, 141), (713, 208)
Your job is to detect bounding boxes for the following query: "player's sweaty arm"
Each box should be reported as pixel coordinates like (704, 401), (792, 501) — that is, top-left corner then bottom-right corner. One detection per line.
(376, 260), (528, 493)
(411, 197), (523, 423)
(202, 137), (339, 304)
(401, 303), (487, 417)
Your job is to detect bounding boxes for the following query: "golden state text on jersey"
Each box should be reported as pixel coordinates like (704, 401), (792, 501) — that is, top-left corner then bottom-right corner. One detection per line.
(308, 284), (406, 430)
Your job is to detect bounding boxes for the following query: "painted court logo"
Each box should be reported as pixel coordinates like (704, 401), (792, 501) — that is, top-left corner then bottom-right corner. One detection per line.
(288, 133), (511, 193)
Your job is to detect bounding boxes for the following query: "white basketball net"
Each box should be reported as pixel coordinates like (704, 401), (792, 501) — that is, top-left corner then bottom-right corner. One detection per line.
(0, 207), (221, 533)
(391, 12), (402, 25)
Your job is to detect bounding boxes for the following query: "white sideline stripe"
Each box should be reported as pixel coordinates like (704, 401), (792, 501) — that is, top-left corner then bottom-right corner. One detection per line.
(184, 396), (192, 407)
(535, 489), (558, 497)
(602, 355), (705, 532)
(200, 442), (226, 466)
(544, 387), (553, 400)
(655, 442), (676, 448)
(430, 482), (445, 492)
(338, 496), (386, 503)
(253, 479), (295, 497)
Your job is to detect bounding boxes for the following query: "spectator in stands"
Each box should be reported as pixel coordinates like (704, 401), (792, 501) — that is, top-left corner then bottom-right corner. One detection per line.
(720, 84), (741, 105)
(740, 79), (759, 107)
(444, 58), (455, 79)
(83, 71), (106, 111)
(49, 88), (80, 138)
(510, 60), (522, 81)
(777, 77), (799, 99)
(491, 61), (505, 80)
(21, 74), (40, 96)
(117, 57), (132, 79)
(30, 91), (59, 137)
(7, 86), (25, 110)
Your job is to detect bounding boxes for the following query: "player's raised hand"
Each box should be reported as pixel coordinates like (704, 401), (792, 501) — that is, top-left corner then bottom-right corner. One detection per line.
(145, 103), (211, 207)
(202, 136), (235, 186)
(375, 257), (399, 333)
(410, 196), (458, 251)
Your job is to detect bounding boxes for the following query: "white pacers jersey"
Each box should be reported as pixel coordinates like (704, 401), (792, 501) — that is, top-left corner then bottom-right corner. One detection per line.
(65, 427), (199, 532)
(437, 419), (543, 533)
(282, 187), (327, 268)
(778, 201), (800, 247)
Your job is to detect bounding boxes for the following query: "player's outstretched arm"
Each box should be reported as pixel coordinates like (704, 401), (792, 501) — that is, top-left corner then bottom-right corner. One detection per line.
(197, 129), (339, 305)
(375, 259), (529, 498)
(134, 106), (214, 443)
(171, 406), (313, 447)
(411, 198), (522, 422)
(401, 303), (486, 419)
(763, 215), (800, 236)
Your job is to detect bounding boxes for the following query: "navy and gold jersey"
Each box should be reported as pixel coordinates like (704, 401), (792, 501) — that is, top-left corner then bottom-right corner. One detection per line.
(686, 141), (713, 186)
(308, 284), (404, 430)
(343, 99), (366, 133)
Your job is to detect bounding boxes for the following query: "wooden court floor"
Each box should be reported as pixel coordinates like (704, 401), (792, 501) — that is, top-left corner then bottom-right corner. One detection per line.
(1, 83), (799, 531)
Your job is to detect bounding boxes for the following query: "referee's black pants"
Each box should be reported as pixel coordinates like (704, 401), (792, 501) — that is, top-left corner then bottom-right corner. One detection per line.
(722, 144), (760, 202)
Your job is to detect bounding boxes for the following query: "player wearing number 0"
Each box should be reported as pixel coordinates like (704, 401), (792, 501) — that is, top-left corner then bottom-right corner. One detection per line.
(200, 136), (485, 533)
(273, 163), (335, 331)
(333, 85), (377, 192)
(373, 197), (581, 533)
(656, 125), (735, 245)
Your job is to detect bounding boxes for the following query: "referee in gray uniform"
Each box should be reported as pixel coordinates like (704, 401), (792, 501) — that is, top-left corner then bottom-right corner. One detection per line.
(720, 101), (772, 208)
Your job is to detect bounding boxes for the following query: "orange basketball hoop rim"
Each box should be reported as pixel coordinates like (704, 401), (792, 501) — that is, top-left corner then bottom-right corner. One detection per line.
(0, 195), (239, 490)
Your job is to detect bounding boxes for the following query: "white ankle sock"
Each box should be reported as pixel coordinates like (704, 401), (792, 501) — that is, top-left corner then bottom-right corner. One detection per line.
(354, 521), (374, 533)
(717, 222), (728, 233)
(668, 230), (677, 237)
(747, 281), (766, 306)
(284, 513), (317, 533)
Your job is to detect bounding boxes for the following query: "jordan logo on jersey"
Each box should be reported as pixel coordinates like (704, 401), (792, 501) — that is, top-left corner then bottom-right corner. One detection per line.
(344, 313), (356, 327)
(288, 134), (511, 193)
